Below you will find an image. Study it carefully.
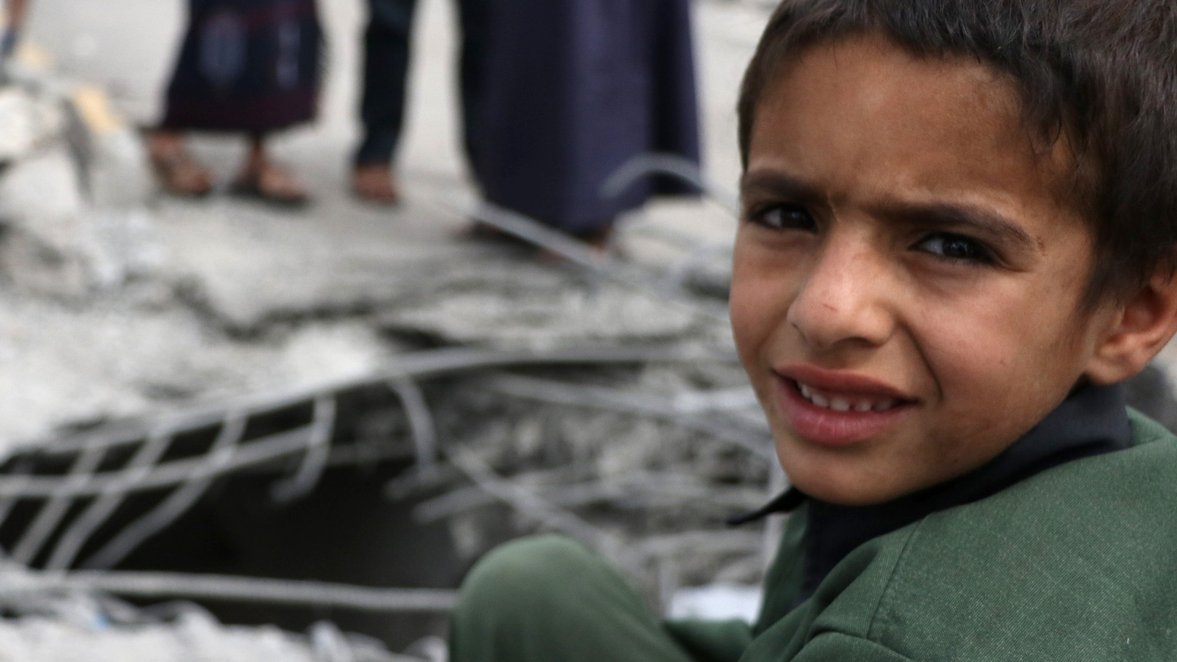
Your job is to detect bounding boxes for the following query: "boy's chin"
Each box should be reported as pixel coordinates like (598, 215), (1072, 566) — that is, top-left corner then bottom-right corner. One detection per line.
(783, 463), (933, 507)
(797, 483), (905, 507)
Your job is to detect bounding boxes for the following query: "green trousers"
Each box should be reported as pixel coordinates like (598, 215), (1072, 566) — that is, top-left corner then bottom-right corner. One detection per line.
(449, 535), (754, 662)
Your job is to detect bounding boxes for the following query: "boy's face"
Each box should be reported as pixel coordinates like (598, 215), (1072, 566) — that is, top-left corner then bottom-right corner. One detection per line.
(732, 34), (1121, 506)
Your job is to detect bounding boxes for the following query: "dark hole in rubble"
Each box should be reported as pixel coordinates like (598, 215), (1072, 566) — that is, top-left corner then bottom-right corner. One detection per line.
(105, 461), (469, 651)
(0, 349), (780, 652)
(0, 382), (513, 652)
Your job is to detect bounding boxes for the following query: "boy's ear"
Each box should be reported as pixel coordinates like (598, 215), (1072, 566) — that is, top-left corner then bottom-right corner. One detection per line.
(1086, 267), (1177, 385)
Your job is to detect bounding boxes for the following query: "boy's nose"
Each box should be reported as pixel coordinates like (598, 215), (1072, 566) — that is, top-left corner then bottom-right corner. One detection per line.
(786, 240), (895, 352)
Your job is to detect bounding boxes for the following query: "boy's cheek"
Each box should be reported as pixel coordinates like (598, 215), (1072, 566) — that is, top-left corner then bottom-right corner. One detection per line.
(728, 282), (769, 363)
(728, 304), (758, 377)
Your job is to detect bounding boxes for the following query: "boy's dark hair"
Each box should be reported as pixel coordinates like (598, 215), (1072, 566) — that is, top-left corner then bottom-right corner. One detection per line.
(738, 0), (1177, 308)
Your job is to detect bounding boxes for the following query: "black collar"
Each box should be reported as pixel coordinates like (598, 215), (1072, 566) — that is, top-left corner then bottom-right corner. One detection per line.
(730, 383), (1132, 603)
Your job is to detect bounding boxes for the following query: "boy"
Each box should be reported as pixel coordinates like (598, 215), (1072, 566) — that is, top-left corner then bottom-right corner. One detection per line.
(447, 0), (1177, 659)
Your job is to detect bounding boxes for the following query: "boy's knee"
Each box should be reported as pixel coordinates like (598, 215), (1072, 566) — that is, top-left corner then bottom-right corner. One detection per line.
(450, 536), (685, 662)
(456, 534), (596, 617)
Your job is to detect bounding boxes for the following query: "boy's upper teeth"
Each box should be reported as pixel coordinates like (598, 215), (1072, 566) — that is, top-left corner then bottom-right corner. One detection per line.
(797, 381), (897, 412)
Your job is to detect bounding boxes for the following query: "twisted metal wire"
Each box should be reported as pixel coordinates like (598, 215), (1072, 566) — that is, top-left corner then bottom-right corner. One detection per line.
(30, 570), (459, 613)
(387, 377), (439, 476)
(44, 425), (177, 571)
(11, 441), (108, 566)
(80, 413), (248, 570)
(271, 396), (337, 503)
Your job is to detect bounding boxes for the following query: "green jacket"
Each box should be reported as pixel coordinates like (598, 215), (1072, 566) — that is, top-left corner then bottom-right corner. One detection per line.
(674, 412), (1177, 660)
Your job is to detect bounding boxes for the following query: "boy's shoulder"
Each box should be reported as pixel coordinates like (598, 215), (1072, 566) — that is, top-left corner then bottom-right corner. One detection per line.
(749, 411), (1177, 661)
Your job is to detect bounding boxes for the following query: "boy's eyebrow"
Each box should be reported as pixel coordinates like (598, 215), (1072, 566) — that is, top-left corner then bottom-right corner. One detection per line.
(739, 170), (823, 203)
(740, 169), (1038, 252)
(872, 200), (1038, 252)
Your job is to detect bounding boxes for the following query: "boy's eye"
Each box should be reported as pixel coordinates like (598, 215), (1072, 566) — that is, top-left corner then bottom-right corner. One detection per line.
(747, 204), (816, 231)
(915, 233), (994, 264)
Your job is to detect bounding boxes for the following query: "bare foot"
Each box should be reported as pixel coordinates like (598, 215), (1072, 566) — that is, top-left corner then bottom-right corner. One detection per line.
(232, 161), (309, 207)
(146, 130), (213, 197)
(351, 163), (400, 205)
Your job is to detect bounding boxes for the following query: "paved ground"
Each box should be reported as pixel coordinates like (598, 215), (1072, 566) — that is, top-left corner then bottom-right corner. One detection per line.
(26, 0), (762, 220)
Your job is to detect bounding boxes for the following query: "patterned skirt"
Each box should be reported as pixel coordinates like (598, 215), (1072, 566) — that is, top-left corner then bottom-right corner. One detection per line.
(160, 0), (323, 134)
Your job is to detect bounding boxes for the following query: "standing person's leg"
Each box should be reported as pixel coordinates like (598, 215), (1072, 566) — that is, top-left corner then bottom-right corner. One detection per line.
(147, 0), (213, 198)
(233, 133), (309, 206)
(454, 0), (486, 167)
(450, 535), (696, 662)
(146, 129), (213, 197)
(352, 0), (417, 204)
(2, 0), (28, 57)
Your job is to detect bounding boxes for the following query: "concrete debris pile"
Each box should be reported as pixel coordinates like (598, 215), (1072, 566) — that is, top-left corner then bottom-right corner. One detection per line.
(0, 574), (415, 662)
(0, 52), (755, 657)
(0, 3), (773, 653)
(0, 612), (404, 662)
(0, 63), (159, 301)
(413, 354), (776, 597)
(0, 0), (777, 656)
(0, 59), (197, 449)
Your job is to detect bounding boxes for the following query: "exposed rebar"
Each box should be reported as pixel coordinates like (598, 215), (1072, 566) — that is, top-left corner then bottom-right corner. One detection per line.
(271, 396), (337, 503)
(477, 373), (773, 460)
(26, 570), (459, 613)
(11, 443), (107, 566)
(599, 153), (736, 211)
(387, 377), (438, 475)
(0, 427), (313, 499)
(429, 198), (731, 322)
(22, 344), (736, 460)
(80, 413), (249, 571)
(46, 426), (177, 571)
(447, 451), (641, 573)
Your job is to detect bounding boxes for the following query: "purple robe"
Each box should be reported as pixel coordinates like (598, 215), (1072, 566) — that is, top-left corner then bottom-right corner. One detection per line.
(473, 0), (702, 235)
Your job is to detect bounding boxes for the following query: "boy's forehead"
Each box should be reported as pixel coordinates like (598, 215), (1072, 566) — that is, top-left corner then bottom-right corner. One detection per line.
(756, 34), (1025, 157)
(748, 33), (1089, 232)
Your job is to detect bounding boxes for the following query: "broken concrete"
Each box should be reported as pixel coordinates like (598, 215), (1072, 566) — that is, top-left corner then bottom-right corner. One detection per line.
(0, 11), (754, 655)
(0, 85), (65, 162)
(0, 600), (401, 662)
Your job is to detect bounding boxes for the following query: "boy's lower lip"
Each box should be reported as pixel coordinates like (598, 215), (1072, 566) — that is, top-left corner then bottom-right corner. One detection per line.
(773, 375), (912, 447)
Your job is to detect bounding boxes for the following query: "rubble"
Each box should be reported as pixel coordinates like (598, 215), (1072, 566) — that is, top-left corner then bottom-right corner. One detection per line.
(0, 612), (400, 662)
(0, 592), (408, 662)
(0, 66), (162, 302)
(0, 84), (64, 162)
(0, 1), (770, 658)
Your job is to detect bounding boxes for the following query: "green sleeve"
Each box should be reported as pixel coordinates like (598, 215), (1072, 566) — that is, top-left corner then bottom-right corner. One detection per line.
(663, 617), (753, 662)
(793, 632), (914, 661)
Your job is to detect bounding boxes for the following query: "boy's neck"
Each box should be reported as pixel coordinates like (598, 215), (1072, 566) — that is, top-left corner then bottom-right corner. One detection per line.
(736, 383), (1131, 606)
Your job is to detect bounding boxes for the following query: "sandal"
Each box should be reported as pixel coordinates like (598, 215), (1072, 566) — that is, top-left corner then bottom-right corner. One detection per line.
(351, 163), (400, 205)
(231, 162), (310, 207)
(147, 133), (214, 197)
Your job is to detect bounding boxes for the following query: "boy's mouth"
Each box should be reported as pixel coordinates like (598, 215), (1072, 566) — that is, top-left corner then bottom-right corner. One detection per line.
(771, 366), (915, 447)
(795, 381), (899, 412)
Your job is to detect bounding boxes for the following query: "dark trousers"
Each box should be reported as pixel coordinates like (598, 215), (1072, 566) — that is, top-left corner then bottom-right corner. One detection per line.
(353, 0), (485, 166)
